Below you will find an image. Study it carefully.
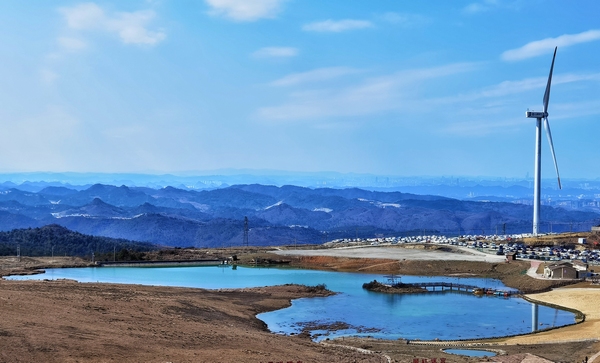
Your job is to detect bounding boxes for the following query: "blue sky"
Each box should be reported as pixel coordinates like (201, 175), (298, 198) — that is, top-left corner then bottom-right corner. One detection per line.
(0, 1), (599, 179)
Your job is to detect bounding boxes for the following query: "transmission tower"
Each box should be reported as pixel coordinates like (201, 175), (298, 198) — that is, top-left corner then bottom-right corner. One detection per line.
(243, 216), (249, 247)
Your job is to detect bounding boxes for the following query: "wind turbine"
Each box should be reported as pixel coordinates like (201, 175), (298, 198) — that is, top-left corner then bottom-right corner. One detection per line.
(525, 46), (561, 236)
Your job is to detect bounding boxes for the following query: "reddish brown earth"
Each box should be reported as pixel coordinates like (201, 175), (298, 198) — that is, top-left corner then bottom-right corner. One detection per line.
(0, 280), (382, 363)
(1, 249), (599, 363)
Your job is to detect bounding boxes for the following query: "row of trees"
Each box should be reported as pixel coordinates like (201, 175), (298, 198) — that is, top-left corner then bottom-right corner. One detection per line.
(0, 224), (156, 260)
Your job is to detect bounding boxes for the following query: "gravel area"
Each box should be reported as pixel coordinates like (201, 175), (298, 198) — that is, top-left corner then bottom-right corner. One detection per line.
(273, 245), (508, 262)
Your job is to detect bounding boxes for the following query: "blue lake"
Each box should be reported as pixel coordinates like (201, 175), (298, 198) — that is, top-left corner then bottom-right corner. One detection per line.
(8, 265), (576, 341)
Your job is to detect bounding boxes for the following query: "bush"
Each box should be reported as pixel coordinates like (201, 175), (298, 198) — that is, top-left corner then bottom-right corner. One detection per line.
(307, 283), (327, 292)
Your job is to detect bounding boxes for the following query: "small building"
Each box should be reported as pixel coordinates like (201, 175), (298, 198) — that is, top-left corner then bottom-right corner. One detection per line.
(506, 252), (517, 261)
(543, 262), (578, 279)
(571, 260), (588, 271)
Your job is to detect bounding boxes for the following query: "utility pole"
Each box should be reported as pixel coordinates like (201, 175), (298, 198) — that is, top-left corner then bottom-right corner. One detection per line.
(243, 216), (249, 247)
(17, 244), (20, 262)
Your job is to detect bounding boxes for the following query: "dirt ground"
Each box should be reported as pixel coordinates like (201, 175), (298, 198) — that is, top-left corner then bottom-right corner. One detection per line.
(0, 279), (381, 363)
(1, 245), (599, 363)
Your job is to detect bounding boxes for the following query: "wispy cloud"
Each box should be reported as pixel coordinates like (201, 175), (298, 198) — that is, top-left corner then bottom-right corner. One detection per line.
(502, 30), (600, 61)
(205, 0), (284, 22)
(59, 3), (166, 45)
(257, 63), (478, 121)
(442, 117), (524, 136)
(57, 37), (87, 51)
(270, 67), (363, 87)
(252, 47), (298, 58)
(432, 71), (600, 136)
(302, 19), (373, 33)
(430, 72), (600, 107)
(551, 99), (600, 120)
(380, 12), (430, 27)
(463, 0), (500, 14)
(40, 69), (59, 84)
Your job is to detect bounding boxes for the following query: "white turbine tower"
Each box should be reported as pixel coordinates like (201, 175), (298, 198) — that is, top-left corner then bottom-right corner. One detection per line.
(525, 46), (562, 236)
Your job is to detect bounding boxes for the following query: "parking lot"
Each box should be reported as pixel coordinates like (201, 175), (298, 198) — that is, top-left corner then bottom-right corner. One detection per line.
(276, 237), (600, 265)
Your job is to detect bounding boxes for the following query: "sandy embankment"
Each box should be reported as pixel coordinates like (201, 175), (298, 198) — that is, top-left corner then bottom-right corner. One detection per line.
(501, 288), (600, 344)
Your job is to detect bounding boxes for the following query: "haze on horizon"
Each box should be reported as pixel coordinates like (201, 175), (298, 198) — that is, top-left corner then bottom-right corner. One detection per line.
(0, 1), (599, 180)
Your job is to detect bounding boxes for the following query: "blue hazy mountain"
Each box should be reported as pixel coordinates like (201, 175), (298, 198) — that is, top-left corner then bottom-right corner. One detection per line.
(0, 180), (597, 248)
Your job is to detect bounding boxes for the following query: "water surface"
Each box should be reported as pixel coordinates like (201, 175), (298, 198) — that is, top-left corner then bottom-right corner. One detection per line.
(9, 265), (575, 341)
(444, 349), (497, 357)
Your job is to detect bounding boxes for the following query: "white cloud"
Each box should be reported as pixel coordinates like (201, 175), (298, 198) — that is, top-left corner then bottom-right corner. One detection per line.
(380, 12), (430, 27)
(443, 117), (524, 136)
(205, 0), (284, 21)
(60, 2), (105, 29)
(270, 67), (363, 87)
(463, 0), (523, 15)
(463, 0), (524, 15)
(257, 63), (477, 121)
(109, 10), (166, 45)
(59, 3), (166, 45)
(302, 19), (373, 33)
(463, 0), (499, 14)
(428, 72), (600, 108)
(40, 69), (59, 84)
(502, 30), (600, 61)
(252, 47), (298, 58)
(551, 99), (600, 120)
(57, 37), (87, 51)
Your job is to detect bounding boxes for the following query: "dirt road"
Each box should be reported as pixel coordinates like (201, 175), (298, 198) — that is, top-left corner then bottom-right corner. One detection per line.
(273, 245), (507, 263)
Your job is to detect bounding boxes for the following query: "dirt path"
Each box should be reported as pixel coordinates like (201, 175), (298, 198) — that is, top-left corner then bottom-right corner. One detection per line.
(589, 350), (600, 363)
(527, 260), (543, 278)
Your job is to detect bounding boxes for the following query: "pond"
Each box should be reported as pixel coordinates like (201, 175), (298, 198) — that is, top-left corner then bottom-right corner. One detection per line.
(8, 265), (576, 341)
(443, 349), (497, 357)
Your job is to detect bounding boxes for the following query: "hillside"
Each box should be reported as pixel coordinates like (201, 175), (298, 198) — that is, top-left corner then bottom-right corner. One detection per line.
(0, 224), (157, 258)
(0, 183), (596, 247)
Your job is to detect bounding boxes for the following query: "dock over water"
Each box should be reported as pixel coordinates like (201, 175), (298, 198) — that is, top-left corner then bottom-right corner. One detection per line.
(405, 282), (520, 296)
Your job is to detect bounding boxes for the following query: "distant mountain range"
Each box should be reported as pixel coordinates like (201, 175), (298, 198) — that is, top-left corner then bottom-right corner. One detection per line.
(0, 182), (598, 248)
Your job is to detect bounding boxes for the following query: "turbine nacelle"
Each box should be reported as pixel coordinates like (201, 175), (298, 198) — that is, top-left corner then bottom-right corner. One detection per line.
(525, 111), (548, 118)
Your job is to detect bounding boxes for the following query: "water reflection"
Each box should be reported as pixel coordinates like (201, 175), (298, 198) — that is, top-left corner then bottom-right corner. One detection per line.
(532, 303), (539, 332)
(8, 266), (575, 341)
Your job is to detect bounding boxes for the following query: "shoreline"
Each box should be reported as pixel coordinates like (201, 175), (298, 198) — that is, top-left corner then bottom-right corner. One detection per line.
(1, 249), (599, 362)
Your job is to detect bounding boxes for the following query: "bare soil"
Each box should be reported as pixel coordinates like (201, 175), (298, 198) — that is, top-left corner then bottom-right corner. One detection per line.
(1, 246), (599, 363)
(0, 279), (381, 363)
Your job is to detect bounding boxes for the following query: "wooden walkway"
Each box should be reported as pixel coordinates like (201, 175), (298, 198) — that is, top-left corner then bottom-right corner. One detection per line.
(405, 282), (520, 296)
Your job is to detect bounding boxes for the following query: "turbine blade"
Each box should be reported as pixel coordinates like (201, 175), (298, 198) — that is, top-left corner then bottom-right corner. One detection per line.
(543, 47), (557, 114)
(543, 117), (562, 189)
